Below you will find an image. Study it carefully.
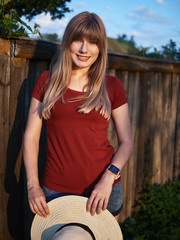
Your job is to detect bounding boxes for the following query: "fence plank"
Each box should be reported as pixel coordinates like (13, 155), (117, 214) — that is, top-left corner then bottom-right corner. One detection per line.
(0, 48), (12, 239)
(13, 37), (60, 60)
(108, 51), (180, 73)
(174, 74), (180, 180)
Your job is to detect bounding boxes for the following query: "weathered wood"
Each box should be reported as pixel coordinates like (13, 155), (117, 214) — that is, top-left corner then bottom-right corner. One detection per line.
(12, 37), (60, 60)
(0, 38), (10, 54)
(108, 51), (180, 73)
(0, 53), (11, 85)
(151, 73), (162, 184)
(117, 71), (129, 221)
(174, 74), (180, 180)
(0, 42), (12, 239)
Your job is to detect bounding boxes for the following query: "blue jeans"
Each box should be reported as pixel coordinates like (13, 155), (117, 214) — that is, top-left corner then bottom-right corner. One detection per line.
(43, 181), (123, 216)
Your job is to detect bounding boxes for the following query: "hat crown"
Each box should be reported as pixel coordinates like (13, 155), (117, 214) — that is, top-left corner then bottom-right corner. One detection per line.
(52, 226), (93, 240)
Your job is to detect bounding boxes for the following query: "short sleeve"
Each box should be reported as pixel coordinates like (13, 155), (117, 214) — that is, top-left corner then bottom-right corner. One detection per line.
(32, 71), (50, 102)
(106, 75), (127, 110)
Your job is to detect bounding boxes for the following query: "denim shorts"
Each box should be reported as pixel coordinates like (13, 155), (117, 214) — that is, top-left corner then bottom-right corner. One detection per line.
(43, 181), (123, 216)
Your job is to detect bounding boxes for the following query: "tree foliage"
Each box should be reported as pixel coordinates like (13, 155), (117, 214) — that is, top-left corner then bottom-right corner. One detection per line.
(2, 0), (72, 21)
(0, 0), (41, 36)
(40, 33), (60, 42)
(117, 34), (180, 61)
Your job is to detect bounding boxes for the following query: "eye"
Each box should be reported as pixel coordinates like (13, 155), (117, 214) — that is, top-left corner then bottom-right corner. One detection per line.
(88, 39), (98, 45)
(90, 41), (97, 44)
(73, 38), (82, 43)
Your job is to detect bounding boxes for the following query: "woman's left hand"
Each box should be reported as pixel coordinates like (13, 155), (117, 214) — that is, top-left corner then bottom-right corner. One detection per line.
(87, 170), (115, 216)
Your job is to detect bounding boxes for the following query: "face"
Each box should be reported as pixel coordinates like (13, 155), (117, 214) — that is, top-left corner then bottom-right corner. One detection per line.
(70, 38), (99, 71)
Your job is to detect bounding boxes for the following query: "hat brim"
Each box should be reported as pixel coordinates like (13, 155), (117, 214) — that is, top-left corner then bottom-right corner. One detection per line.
(31, 195), (123, 240)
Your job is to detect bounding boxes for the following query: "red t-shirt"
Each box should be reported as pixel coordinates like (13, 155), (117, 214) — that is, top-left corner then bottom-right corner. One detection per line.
(32, 71), (127, 195)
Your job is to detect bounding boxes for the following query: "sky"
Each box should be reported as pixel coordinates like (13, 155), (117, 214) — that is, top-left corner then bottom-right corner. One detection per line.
(25, 0), (180, 50)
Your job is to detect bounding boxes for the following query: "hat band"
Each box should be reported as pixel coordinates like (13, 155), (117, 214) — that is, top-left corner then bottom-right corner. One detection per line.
(55, 223), (96, 240)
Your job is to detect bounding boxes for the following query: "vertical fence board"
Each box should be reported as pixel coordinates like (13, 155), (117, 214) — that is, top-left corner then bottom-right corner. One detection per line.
(123, 72), (140, 217)
(151, 73), (162, 183)
(167, 73), (178, 181)
(0, 46), (12, 239)
(117, 70), (129, 221)
(174, 74), (180, 180)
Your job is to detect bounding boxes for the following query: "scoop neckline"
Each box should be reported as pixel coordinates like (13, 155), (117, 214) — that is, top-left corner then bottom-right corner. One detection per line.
(67, 88), (86, 94)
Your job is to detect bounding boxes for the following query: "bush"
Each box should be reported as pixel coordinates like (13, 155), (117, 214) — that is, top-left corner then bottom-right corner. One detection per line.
(120, 180), (180, 240)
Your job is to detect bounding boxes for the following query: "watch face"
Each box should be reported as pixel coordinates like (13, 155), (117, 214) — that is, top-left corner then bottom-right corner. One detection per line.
(108, 165), (119, 174)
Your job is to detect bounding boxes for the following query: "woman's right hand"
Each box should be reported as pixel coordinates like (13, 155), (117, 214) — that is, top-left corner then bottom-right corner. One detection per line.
(28, 186), (49, 217)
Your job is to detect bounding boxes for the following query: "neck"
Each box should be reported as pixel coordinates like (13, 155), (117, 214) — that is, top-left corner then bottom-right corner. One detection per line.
(69, 70), (89, 92)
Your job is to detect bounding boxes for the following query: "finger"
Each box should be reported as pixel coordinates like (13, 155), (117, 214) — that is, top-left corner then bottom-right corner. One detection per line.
(96, 199), (104, 215)
(87, 194), (96, 212)
(35, 200), (49, 217)
(102, 198), (109, 211)
(41, 197), (50, 215)
(29, 202), (37, 215)
(33, 203), (45, 217)
(90, 197), (99, 216)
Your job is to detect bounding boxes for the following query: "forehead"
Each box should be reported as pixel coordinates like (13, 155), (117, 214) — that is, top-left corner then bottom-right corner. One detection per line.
(71, 21), (102, 41)
(72, 31), (99, 42)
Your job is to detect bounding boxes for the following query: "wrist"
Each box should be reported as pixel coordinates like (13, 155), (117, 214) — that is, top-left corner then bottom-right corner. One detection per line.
(107, 164), (121, 180)
(104, 169), (117, 183)
(27, 179), (40, 190)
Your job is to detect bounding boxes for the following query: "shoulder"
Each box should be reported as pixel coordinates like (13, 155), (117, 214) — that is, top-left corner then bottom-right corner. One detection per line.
(32, 71), (51, 102)
(106, 74), (124, 89)
(38, 71), (51, 83)
(106, 74), (125, 94)
(35, 70), (51, 89)
(106, 74), (127, 110)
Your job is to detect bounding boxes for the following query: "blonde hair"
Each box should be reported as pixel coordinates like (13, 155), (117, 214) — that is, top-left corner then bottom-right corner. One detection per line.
(42, 11), (111, 119)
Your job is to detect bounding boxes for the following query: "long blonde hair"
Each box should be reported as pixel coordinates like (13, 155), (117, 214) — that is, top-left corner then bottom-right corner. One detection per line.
(42, 11), (111, 119)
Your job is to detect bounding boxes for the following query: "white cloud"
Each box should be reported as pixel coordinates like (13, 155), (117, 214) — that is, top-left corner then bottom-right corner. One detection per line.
(104, 6), (112, 11)
(156, 0), (167, 6)
(31, 13), (69, 36)
(131, 30), (146, 38)
(128, 5), (172, 25)
(76, 2), (87, 8)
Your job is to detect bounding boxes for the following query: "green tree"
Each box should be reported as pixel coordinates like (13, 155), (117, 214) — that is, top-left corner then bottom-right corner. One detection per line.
(2, 0), (71, 21)
(161, 39), (180, 61)
(145, 47), (164, 59)
(0, 0), (41, 36)
(40, 33), (60, 42)
(116, 33), (180, 61)
(117, 34), (150, 56)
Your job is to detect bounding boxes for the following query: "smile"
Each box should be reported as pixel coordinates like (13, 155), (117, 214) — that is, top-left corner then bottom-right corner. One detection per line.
(76, 54), (90, 61)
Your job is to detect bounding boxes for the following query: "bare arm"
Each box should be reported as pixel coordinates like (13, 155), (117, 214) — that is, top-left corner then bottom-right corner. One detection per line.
(110, 103), (133, 170)
(23, 97), (49, 217)
(87, 103), (133, 215)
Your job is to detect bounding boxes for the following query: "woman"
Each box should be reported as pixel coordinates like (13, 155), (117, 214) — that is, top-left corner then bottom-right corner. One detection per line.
(23, 11), (133, 221)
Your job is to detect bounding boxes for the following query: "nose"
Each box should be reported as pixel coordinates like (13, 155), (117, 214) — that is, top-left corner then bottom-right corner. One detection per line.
(79, 40), (88, 53)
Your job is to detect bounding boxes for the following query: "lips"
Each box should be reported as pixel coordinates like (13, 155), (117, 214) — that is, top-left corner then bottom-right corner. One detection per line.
(76, 54), (90, 61)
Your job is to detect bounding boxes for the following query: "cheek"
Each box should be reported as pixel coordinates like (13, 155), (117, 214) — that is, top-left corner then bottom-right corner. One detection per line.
(70, 43), (77, 53)
(93, 49), (99, 60)
(93, 47), (99, 57)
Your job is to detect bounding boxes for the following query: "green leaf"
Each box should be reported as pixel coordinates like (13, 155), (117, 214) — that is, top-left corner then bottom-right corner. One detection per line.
(11, 10), (33, 33)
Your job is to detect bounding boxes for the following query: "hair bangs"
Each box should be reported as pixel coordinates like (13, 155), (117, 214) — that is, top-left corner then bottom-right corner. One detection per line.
(71, 20), (104, 49)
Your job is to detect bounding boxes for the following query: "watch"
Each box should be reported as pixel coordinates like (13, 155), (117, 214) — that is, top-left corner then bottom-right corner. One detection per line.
(107, 165), (121, 179)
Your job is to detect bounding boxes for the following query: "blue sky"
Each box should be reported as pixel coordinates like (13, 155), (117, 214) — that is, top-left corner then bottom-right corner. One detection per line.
(26, 0), (180, 50)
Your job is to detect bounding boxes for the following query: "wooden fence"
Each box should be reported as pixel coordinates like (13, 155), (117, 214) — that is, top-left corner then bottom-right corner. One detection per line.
(0, 37), (180, 240)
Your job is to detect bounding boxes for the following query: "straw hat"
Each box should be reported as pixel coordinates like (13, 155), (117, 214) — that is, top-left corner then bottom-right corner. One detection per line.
(31, 195), (123, 240)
